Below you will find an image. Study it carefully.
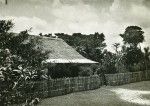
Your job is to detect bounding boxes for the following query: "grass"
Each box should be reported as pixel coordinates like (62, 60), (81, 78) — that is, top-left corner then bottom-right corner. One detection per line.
(37, 81), (150, 106)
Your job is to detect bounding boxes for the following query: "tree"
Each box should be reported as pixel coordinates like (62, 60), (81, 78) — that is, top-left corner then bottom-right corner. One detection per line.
(113, 43), (120, 54)
(0, 20), (49, 105)
(125, 47), (144, 70)
(0, 49), (23, 105)
(144, 47), (150, 70)
(98, 50), (117, 74)
(119, 26), (145, 71)
(120, 26), (144, 47)
(0, 20), (13, 34)
(0, 20), (49, 71)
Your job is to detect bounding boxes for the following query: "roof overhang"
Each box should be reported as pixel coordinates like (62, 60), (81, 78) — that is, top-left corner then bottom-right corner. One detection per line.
(43, 59), (98, 64)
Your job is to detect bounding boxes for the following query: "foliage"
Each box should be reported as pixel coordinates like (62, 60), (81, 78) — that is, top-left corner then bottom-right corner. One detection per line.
(125, 47), (144, 66)
(0, 49), (43, 105)
(113, 43), (120, 53)
(97, 50), (117, 74)
(112, 43), (127, 73)
(0, 20), (48, 105)
(117, 46), (145, 72)
(78, 66), (93, 76)
(0, 49), (24, 105)
(120, 26), (144, 47)
(0, 20), (49, 71)
(143, 47), (150, 70)
(0, 20), (13, 34)
(115, 54), (127, 73)
(118, 26), (146, 72)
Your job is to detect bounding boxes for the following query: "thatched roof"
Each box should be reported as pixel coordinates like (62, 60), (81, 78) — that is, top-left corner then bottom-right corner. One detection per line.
(30, 36), (98, 64)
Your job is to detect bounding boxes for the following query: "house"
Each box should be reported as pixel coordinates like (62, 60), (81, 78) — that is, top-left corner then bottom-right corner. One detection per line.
(29, 35), (98, 78)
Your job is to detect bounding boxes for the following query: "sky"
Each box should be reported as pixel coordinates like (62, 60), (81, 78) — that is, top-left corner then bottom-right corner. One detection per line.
(0, 0), (150, 51)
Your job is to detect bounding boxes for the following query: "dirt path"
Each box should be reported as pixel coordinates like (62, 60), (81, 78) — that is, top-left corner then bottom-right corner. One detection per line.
(38, 81), (150, 106)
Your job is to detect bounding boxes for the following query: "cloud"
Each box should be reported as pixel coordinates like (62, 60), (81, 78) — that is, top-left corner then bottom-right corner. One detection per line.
(0, 0), (150, 51)
(51, 3), (101, 33)
(0, 0), (5, 4)
(0, 16), (51, 34)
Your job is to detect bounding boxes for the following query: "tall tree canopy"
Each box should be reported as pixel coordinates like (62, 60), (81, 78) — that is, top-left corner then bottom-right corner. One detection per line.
(119, 26), (145, 71)
(120, 26), (144, 47)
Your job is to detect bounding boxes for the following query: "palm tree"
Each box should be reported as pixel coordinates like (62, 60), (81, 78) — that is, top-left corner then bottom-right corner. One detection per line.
(5, 0), (7, 5)
(113, 43), (120, 54)
(144, 47), (150, 70)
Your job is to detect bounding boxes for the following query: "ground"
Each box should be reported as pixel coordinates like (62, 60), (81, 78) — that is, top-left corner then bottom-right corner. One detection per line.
(37, 81), (150, 106)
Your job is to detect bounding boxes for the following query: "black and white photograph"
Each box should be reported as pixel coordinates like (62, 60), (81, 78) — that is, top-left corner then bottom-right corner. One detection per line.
(0, 0), (150, 106)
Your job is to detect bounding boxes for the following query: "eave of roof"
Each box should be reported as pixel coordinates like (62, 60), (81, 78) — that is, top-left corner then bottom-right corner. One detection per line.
(44, 59), (98, 64)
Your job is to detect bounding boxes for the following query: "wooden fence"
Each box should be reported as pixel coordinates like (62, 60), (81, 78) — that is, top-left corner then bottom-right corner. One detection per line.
(17, 70), (150, 102)
(105, 71), (146, 86)
(24, 75), (104, 99)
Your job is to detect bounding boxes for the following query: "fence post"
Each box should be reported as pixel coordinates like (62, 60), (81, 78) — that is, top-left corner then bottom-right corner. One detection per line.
(101, 73), (107, 86)
(145, 70), (150, 80)
(47, 76), (51, 97)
